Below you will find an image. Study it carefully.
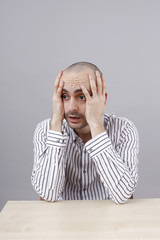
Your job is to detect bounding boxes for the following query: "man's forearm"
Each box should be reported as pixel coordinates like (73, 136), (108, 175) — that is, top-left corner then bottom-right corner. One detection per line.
(85, 125), (139, 204)
(31, 120), (67, 202)
(50, 118), (62, 132)
(89, 121), (105, 139)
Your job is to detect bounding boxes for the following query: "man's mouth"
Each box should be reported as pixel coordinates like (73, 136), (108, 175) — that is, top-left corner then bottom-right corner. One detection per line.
(68, 116), (81, 123)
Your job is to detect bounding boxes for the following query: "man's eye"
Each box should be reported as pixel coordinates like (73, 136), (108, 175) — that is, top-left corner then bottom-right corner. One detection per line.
(79, 95), (86, 100)
(62, 94), (68, 99)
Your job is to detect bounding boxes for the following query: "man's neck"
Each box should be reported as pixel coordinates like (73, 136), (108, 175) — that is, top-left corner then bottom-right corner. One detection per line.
(78, 132), (92, 144)
(74, 127), (92, 144)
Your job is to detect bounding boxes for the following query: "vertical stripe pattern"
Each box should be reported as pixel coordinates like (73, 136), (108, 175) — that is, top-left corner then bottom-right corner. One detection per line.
(31, 113), (139, 204)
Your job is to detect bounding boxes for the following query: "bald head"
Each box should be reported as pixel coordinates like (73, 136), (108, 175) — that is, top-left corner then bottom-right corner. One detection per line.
(64, 61), (102, 75)
(61, 62), (102, 89)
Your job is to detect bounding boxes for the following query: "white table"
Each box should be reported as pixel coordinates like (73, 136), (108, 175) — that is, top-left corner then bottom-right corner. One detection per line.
(0, 199), (160, 239)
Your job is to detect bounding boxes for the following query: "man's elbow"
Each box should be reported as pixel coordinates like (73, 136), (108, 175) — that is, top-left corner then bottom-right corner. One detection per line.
(111, 193), (133, 204)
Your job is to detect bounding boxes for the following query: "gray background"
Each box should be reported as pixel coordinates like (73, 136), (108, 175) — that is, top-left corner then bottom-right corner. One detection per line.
(0, 0), (160, 211)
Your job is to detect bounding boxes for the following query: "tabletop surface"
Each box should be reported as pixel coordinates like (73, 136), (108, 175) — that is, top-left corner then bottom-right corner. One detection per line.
(0, 198), (160, 240)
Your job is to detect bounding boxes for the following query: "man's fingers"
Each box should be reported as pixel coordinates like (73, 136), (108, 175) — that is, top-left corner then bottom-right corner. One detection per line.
(102, 75), (107, 103)
(102, 75), (106, 95)
(79, 83), (90, 101)
(89, 73), (97, 96)
(57, 80), (64, 96)
(54, 70), (63, 93)
(96, 71), (102, 95)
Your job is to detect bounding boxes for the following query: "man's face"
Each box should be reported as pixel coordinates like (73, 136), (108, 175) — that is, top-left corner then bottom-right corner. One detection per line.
(61, 69), (92, 131)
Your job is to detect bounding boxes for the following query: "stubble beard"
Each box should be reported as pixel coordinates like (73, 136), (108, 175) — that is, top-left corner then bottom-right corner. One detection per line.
(65, 111), (89, 130)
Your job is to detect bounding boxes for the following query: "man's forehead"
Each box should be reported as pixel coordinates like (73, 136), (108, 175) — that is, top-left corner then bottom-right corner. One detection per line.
(61, 70), (91, 88)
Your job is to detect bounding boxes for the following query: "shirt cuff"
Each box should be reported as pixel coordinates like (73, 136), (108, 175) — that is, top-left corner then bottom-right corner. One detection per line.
(85, 131), (112, 157)
(46, 130), (67, 148)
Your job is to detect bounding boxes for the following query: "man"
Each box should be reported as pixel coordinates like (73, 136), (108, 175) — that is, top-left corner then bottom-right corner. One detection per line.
(31, 62), (139, 204)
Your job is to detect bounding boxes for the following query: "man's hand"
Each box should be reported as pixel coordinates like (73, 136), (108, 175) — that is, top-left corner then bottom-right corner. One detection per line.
(50, 71), (64, 132)
(80, 71), (107, 138)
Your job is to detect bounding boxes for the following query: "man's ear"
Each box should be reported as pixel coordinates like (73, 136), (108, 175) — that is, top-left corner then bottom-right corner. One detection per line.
(104, 92), (107, 104)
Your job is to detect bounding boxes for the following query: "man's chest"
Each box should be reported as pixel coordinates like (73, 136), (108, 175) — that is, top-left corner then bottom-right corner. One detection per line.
(63, 140), (98, 183)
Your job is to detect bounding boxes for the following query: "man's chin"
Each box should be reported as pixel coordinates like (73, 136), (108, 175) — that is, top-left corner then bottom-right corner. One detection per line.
(68, 122), (83, 129)
(66, 119), (88, 130)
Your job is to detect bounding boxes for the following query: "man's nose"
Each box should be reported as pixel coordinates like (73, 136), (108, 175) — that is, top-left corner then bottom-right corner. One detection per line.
(69, 98), (78, 111)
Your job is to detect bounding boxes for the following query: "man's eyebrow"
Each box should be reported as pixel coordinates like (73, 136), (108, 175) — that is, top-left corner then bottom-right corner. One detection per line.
(62, 88), (69, 93)
(62, 88), (91, 94)
(74, 89), (84, 94)
(74, 89), (91, 94)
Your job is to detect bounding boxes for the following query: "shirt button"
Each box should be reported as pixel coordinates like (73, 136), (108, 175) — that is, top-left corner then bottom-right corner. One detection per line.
(83, 170), (86, 174)
(83, 188), (86, 191)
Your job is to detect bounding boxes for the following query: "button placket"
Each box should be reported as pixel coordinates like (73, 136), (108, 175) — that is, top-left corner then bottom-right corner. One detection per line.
(81, 146), (88, 199)
(78, 143), (83, 199)
(83, 147), (87, 174)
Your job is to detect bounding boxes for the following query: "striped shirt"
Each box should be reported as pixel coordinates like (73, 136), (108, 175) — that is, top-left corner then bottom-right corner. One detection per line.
(31, 113), (139, 204)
